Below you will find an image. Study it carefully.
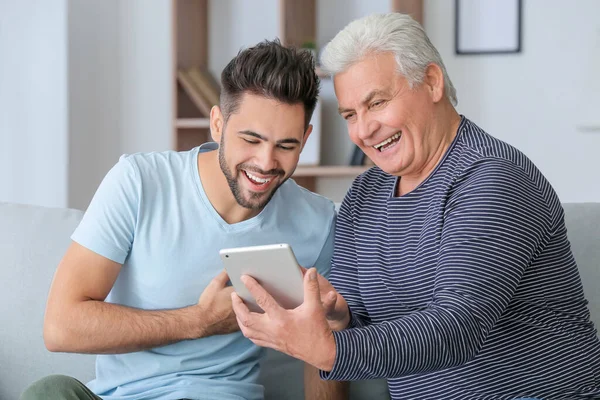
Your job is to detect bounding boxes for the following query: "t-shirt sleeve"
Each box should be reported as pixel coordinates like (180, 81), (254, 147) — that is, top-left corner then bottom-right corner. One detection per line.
(71, 155), (140, 264)
(313, 207), (336, 279)
(322, 159), (554, 381)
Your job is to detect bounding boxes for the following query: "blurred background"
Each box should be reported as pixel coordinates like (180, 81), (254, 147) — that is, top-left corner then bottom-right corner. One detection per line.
(0, 0), (599, 211)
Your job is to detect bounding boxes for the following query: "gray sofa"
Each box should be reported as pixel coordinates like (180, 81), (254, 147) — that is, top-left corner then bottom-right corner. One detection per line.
(1, 202), (599, 400)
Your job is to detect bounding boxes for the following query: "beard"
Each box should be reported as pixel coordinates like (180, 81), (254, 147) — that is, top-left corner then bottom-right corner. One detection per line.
(218, 135), (287, 210)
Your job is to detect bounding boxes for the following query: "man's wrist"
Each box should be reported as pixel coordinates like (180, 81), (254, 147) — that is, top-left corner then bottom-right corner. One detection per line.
(318, 331), (337, 372)
(184, 304), (208, 339)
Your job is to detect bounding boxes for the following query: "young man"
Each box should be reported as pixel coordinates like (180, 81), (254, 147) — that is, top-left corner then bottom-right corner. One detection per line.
(20, 40), (337, 400)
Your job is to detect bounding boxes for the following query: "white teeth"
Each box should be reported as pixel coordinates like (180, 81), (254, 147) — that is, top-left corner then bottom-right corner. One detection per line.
(245, 171), (272, 184)
(373, 132), (401, 149)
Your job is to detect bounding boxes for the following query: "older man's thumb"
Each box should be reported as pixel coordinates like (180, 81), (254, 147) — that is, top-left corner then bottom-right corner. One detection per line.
(304, 268), (321, 304)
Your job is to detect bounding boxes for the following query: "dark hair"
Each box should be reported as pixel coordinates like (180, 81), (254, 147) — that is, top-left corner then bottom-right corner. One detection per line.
(220, 39), (320, 128)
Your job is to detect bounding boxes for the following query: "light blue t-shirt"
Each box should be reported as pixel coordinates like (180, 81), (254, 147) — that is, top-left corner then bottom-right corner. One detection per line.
(71, 143), (336, 400)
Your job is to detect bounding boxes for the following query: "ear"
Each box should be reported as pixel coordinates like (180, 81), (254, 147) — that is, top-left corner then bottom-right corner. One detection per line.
(299, 124), (313, 152)
(423, 63), (445, 103)
(209, 106), (225, 142)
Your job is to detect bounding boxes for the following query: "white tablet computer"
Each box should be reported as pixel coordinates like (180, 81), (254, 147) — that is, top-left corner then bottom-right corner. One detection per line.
(219, 243), (304, 313)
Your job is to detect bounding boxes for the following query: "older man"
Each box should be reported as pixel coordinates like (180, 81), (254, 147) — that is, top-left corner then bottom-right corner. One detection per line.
(232, 13), (600, 400)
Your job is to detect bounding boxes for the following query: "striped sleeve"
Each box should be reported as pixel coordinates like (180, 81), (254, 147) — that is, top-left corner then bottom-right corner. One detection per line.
(329, 186), (370, 328)
(322, 159), (554, 381)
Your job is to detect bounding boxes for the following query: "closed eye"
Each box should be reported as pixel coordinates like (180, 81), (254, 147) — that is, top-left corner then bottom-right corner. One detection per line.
(277, 144), (296, 151)
(243, 138), (259, 145)
(369, 100), (386, 109)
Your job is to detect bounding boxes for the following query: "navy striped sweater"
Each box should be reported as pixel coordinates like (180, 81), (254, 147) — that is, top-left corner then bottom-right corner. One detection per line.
(323, 117), (600, 399)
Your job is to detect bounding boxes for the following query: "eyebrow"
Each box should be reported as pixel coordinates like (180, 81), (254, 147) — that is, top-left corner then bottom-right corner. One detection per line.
(338, 89), (389, 115)
(238, 130), (301, 145)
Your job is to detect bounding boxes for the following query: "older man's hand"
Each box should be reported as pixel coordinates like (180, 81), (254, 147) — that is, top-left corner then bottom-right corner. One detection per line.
(298, 267), (351, 332)
(231, 268), (336, 372)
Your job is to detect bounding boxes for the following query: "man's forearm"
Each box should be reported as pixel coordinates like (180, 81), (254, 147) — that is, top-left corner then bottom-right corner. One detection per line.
(304, 363), (349, 400)
(44, 300), (207, 354)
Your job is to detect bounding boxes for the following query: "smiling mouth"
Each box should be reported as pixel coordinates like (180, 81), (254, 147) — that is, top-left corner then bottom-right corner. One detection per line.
(241, 170), (278, 192)
(373, 132), (402, 152)
(244, 170), (273, 184)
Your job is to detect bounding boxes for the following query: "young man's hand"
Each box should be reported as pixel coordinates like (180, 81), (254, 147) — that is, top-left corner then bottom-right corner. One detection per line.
(195, 270), (239, 337)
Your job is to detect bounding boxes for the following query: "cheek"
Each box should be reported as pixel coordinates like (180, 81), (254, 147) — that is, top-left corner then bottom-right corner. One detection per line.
(228, 144), (253, 163)
(281, 152), (301, 172)
(399, 134), (421, 163)
(381, 109), (407, 129)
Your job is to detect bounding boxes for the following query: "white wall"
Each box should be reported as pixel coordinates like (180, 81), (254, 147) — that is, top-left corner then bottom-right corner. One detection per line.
(0, 0), (69, 208)
(425, 0), (600, 203)
(0, 0), (173, 210)
(118, 0), (173, 156)
(208, 0), (279, 78)
(67, 0), (122, 211)
(68, 0), (173, 211)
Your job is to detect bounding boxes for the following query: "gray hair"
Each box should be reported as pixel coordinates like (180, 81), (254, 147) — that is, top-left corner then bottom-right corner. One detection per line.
(320, 13), (458, 106)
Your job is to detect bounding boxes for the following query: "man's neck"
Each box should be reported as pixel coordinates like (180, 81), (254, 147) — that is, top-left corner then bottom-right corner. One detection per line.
(197, 150), (261, 224)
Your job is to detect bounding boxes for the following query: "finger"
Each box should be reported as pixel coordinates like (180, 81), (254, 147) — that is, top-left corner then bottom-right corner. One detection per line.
(232, 302), (272, 343)
(231, 292), (260, 333)
(222, 286), (235, 296)
(231, 292), (250, 318)
(212, 270), (231, 289)
(303, 268), (322, 308)
(235, 316), (269, 341)
(241, 275), (283, 316)
(299, 266), (308, 276)
(322, 291), (337, 313)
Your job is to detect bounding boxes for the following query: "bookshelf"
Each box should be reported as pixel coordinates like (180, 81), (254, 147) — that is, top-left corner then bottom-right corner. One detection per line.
(172, 0), (423, 191)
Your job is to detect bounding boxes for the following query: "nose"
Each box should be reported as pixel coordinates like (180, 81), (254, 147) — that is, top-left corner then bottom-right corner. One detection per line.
(356, 114), (379, 142)
(255, 146), (279, 174)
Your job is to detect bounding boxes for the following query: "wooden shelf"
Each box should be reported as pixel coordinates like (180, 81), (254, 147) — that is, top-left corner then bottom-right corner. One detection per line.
(293, 165), (369, 177)
(176, 118), (210, 129)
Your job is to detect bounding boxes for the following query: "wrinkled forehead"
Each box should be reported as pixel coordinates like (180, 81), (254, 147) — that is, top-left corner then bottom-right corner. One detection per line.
(333, 54), (404, 107)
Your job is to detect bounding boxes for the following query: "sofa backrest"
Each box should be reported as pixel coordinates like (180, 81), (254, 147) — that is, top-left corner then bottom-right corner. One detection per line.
(0, 203), (95, 400)
(562, 203), (600, 330)
(1, 202), (598, 400)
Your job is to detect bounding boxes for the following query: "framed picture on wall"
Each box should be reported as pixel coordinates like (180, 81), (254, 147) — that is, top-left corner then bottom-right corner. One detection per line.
(455, 0), (522, 55)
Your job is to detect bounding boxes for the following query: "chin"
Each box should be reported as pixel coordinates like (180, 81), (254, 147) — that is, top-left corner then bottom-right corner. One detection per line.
(236, 187), (274, 210)
(370, 160), (399, 176)
(244, 197), (268, 210)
